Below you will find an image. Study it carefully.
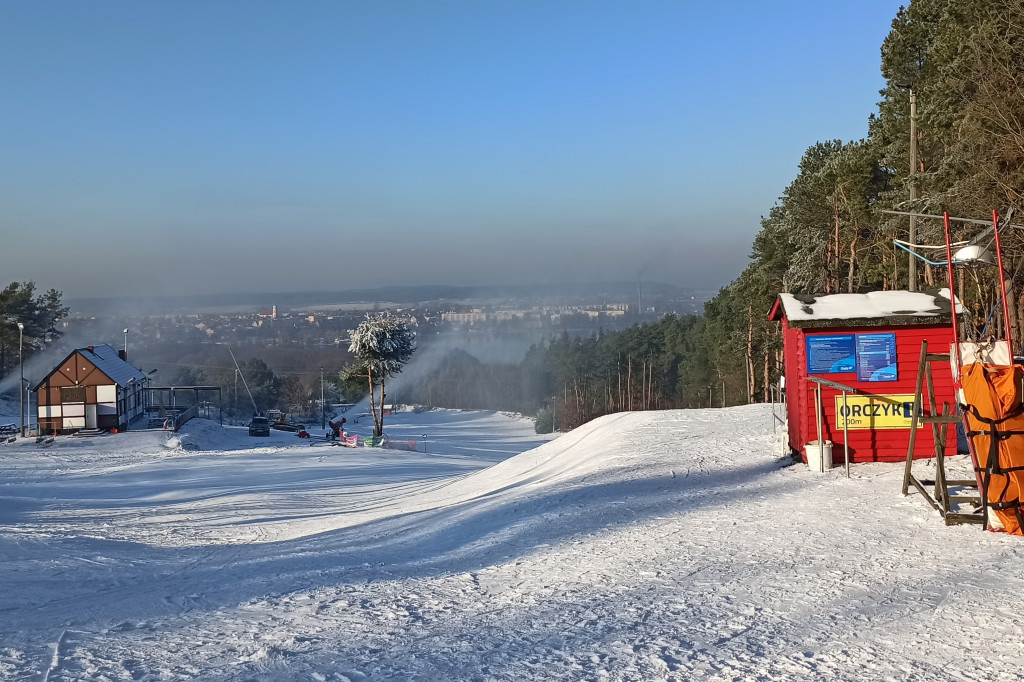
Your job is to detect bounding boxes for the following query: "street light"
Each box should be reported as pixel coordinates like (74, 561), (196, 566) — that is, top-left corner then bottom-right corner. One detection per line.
(18, 322), (24, 437)
(897, 83), (918, 291)
(146, 369), (158, 415)
(123, 328), (129, 361)
(23, 378), (30, 438)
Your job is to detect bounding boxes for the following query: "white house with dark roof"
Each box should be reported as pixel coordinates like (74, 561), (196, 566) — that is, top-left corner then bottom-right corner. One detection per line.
(33, 344), (147, 433)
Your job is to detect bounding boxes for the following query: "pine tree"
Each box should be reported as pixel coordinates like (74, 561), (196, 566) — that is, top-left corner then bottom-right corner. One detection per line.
(348, 312), (416, 437)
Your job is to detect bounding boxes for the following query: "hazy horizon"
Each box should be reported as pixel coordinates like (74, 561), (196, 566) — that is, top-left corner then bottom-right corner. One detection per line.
(1, 2), (902, 298)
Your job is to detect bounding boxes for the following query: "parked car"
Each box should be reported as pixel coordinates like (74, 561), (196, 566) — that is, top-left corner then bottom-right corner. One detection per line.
(248, 416), (270, 437)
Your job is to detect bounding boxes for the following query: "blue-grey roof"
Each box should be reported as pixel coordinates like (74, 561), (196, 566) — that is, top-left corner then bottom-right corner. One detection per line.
(80, 344), (146, 387)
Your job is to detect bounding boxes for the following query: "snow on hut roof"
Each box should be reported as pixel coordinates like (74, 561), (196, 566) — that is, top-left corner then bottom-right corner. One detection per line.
(773, 289), (961, 328)
(80, 344), (147, 387)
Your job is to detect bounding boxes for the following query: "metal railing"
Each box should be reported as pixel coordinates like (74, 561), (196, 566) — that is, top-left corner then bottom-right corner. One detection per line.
(805, 376), (862, 479)
(171, 405), (198, 431)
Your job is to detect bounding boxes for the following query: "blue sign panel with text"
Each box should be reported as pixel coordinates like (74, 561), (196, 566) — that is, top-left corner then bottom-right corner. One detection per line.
(856, 333), (898, 382)
(806, 335), (856, 374)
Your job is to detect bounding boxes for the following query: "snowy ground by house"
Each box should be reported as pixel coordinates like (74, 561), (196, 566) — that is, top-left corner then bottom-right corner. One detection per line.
(2, 404), (1024, 681)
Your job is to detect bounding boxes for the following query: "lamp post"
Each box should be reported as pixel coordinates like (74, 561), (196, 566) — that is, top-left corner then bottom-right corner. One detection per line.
(123, 328), (129, 360)
(24, 378), (31, 437)
(320, 367), (326, 430)
(18, 322), (24, 437)
(146, 368), (158, 415)
(551, 396), (557, 433)
(897, 83), (918, 291)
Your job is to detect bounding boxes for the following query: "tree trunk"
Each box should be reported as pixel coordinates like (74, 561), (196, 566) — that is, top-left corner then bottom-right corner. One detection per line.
(646, 360), (652, 410)
(627, 356), (633, 411)
(617, 359), (622, 412)
(1006, 257), (1020, 348)
(376, 377), (386, 437)
(763, 347), (771, 403)
(746, 306), (755, 403)
(367, 367), (381, 437)
(847, 233), (858, 293)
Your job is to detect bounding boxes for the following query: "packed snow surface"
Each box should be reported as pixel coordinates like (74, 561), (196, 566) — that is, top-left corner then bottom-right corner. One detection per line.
(2, 405), (1024, 681)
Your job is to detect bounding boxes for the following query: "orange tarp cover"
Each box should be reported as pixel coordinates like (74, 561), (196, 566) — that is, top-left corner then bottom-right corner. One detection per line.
(962, 362), (1024, 535)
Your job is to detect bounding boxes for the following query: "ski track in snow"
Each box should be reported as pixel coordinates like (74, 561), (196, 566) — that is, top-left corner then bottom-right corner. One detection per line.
(1, 405), (1023, 680)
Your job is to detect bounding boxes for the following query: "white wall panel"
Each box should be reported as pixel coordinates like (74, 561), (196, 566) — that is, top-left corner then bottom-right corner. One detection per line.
(38, 405), (62, 418)
(63, 417), (85, 429)
(96, 385), (117, 403)
(62, 403), (85, 417)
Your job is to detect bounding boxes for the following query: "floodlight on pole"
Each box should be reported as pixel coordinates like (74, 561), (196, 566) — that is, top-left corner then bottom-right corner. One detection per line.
(18, 322), (24, 437)
(123, 328), (129, 361)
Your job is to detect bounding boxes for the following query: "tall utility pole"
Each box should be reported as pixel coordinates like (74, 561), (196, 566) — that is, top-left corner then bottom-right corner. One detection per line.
(897, 85), (920, 291)
(908, 88), (918, 291)
(320, 367), (326, 430)
(18, 322), (24, 437)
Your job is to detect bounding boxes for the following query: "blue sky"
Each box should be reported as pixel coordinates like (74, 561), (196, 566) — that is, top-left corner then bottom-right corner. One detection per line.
(0, 1), (903, 298)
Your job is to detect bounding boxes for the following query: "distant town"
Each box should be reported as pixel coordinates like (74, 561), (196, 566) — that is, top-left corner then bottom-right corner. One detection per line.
(62, 283), (715, 376)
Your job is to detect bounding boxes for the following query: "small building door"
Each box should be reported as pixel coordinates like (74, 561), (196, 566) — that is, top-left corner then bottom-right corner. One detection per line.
(86, 404), (98, 429)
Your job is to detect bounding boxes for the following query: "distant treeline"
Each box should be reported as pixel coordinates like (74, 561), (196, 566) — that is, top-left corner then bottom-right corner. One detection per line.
(408, 0), (1024, 429)
(404, 316), (711, 432)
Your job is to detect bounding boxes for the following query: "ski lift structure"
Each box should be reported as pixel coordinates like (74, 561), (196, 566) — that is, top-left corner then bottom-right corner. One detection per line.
(893, 209), (1024, 534)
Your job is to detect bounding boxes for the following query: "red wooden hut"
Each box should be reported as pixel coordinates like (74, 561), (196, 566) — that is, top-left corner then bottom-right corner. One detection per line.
(769, 290), (961, 464)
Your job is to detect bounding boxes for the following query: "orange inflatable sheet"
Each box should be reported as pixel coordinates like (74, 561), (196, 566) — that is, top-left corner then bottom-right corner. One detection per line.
(962, 362), (1024, 535)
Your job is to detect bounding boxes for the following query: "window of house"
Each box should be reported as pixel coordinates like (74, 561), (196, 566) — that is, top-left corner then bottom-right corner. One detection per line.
(61, 386), (86, 403)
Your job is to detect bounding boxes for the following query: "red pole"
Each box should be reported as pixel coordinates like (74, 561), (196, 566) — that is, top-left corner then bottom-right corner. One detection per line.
(943, 212), (963, 370)
(948, 211), (989, 527)
(992, 209), (1015, 360)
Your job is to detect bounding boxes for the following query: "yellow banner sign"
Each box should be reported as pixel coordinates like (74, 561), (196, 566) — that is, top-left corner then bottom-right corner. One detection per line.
(834, 394), (922, 430)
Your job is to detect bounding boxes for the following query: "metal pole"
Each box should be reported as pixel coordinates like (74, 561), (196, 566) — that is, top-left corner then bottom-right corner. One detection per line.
(991, 209), (1015, 358)
(123, 328), (129, 361)
(815, 383), (824, 473)
(842, 391), (850, 479)
(18, 322), (24, 438)
(320, 367), (326, 430)
(908, 89), (918, 292)
(943, 213), (964, 370)
(944, 211), (986, 520)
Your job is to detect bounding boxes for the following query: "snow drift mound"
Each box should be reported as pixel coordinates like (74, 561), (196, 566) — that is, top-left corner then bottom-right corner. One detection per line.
(313, 405), (779, 566)
(420, 405), (776, 508)
(165, 418), (241, 451)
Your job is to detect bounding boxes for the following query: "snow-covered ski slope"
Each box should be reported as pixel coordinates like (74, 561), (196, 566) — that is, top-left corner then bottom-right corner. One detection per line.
(2, 404), (1024, 681)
